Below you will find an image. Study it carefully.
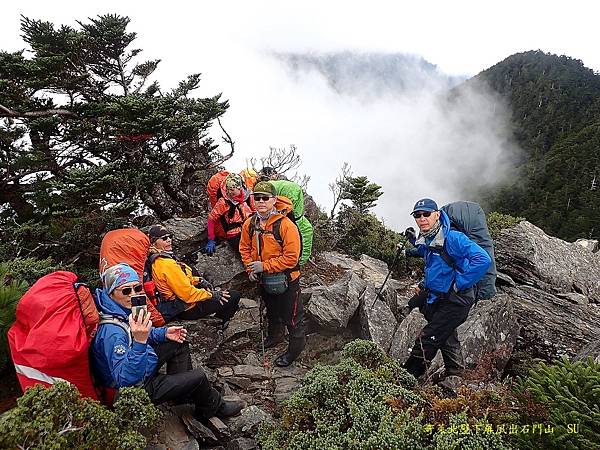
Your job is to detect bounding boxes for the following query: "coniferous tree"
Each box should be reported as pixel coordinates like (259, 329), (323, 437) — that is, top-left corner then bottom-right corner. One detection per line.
(0, 15), (231, 264)
(340, 175), (383, 214)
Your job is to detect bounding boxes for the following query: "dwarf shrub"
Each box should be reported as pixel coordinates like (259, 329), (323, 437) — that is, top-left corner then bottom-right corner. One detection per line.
(0, 382), (161, 450)
(487, 212), (524, 237)
(515, 357), (600, 449)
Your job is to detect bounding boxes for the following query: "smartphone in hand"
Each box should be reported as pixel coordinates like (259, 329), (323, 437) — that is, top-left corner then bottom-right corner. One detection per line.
(131, 295), (148, 322)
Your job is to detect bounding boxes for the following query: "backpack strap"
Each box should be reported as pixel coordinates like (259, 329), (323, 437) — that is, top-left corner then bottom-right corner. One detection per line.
(439, 247), (458, 272)
(98, 313), (133, 347)
(249, 215), (300, 273)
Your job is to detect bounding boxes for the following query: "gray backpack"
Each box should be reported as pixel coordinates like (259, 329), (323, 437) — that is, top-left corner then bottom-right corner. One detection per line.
(441, 201), (497, 300)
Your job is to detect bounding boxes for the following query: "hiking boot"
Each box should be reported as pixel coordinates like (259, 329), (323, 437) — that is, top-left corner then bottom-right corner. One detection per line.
(263, 324), (285, 349)
(275, 336), (305, 367)
(216, 399), (246, 418)
(437, 375), (463, 394)
(263, 333), (285, 349)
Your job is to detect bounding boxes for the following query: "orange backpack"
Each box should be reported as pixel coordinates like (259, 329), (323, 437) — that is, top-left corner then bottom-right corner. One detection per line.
(239, 168), (258, 191)
(99, 228), (165, 326)
(207, 170), (230, 209)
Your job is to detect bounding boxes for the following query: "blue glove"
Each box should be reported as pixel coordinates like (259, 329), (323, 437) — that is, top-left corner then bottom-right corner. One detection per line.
(204, 240), (216, 255)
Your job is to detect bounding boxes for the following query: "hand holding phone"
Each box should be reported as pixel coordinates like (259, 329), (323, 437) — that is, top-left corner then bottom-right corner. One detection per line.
(129, 310), (151, 344)
(131, 295), (148, 322)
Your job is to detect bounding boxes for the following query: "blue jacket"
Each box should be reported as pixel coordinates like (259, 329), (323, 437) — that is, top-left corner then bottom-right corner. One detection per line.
(410, 211), (491, 304)
(92, 288), (167, 388)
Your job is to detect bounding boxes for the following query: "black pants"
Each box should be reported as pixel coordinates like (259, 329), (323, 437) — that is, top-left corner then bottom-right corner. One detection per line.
(178, 289), (241, 321)
(261, 277), (304, 340)
(158, 290), (241, 323)
(403, 290), (472, 379)
(227, 235), (241, 255)
(144, 341), (222, 420)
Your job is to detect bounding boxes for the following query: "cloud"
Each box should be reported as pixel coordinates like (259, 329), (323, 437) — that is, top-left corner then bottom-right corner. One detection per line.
(216, 51), (521, 231)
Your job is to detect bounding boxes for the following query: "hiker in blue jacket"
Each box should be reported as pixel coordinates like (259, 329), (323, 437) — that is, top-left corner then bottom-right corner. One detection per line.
(92, 263), (244, 420)
(402, 198), (491, 380)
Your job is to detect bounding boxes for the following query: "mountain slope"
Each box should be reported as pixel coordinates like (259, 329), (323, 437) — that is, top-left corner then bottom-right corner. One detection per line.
(473, 50), (600, 240)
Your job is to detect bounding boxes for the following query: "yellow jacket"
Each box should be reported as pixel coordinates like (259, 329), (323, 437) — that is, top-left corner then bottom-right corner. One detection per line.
(150, 252), (212, 306)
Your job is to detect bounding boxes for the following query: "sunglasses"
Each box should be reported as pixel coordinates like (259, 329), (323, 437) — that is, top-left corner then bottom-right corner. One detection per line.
(253, 195), (273, 202)
(159, 235), (171, 241)
(413, 211), (433, 219)
(116, 284), (144, 296)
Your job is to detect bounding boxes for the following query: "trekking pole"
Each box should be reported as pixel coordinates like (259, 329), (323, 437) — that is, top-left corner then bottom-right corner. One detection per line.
(370, 242), (405, 308)
(257, 296), (269, 370)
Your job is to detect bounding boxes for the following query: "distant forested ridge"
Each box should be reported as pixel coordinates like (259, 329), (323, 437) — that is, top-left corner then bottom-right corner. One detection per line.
(474, 50), (600, 241)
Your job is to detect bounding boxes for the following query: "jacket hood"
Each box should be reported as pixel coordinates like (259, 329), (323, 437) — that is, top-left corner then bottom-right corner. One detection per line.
(95, 287), (130, 319)
(439, 209), (451, 232)
(274, 195), (293, 216)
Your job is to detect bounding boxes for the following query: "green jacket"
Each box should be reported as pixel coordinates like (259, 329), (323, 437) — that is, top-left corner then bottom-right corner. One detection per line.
(271, 180), (313, 266)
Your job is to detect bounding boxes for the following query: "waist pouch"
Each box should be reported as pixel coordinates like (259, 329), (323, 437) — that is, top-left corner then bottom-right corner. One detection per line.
(261, 272), (289, 295)
(447, 288), (475, 308)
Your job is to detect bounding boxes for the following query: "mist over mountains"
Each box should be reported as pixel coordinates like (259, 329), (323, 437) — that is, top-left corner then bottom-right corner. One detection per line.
(275, 52), (467, 99)
(250, 50), (598, 241)
(249, 51), (516, 232)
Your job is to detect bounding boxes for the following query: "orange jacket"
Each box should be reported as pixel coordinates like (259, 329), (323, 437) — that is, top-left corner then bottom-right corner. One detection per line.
(208, 194), (255, 239)
(239, 208), (301, 282)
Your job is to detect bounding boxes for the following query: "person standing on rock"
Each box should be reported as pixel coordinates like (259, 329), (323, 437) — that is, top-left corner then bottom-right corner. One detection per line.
(402, 198), (491, 381)
(147, 224), (241, 324)
(239, 181), (305, 367)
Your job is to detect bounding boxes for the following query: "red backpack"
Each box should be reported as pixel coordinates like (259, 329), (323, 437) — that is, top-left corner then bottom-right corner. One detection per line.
(7, 271), (128, 403)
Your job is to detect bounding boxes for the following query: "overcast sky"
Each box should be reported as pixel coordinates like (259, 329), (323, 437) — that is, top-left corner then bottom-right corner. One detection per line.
(2, 1), (598, 231)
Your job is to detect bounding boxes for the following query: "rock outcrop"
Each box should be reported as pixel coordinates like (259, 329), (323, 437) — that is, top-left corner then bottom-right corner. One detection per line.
(495, 221), (600, 302)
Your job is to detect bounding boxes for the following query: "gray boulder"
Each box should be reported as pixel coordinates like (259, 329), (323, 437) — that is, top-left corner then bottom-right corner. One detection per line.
(195, 243), (245, 287)
(306, 271), (367, 329)
(388, 309), (426, 362)
(164, 215), (208, 256)
(358, 284), (398, 352)
(504, 285), (600, 359)
(495, 221), (600, 302)
(575, 238), (599, 253)
(389, 295), (519, 378)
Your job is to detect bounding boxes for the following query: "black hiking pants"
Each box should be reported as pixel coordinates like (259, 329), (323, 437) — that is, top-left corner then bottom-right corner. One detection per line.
(144, 341), (222, 419)
(159, 290), (241, 323)
(261, 277), (304, 341)
(178, 289), (241, 322)
(403, 289), (473, 379)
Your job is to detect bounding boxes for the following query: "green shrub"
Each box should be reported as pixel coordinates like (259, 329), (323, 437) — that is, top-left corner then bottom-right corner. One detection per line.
(0, 257), (60, 286)
(334, 207), (404, 270)
(0, 263), (28, 369)
(514, 357), (600, 450)
(487, 212), (524, 237)
(0, 382), (161, 450)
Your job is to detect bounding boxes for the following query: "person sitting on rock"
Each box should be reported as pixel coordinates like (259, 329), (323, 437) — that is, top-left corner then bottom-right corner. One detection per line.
(92, 263), (245, 420)
(239, 181), (305, 367)
(204, 173), (254, 256)
(401, 198), (491, 382)
(147, 224), (241, 324)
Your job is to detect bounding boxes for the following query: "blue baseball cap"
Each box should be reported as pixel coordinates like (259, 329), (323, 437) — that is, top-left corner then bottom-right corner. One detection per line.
(411, 198), (438, 215)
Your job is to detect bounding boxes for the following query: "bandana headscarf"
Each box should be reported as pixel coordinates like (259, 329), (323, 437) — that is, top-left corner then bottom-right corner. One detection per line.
(102, 263), (140, 294)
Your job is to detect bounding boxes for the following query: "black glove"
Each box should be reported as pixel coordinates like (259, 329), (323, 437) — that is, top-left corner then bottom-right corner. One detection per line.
(211, 290), (222, 303)
(198, 278), (212, 290)
(404, 227), (416, 242)
(400, 305), (413, 317)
